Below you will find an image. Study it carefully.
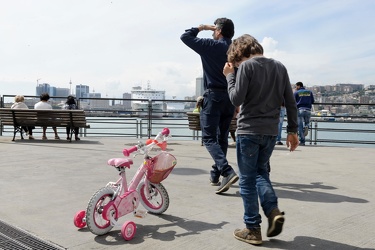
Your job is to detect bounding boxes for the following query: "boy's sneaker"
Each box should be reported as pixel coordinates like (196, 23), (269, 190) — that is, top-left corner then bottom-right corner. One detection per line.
(233, 228), (262, 245)
(215, 172), (238, 194)
(303, 126), (309, 136)
(276, 141), (283, 145)
(267, 208), (285, 237)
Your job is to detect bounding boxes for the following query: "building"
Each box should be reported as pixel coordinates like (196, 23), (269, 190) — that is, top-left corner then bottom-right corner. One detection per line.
(195, 76), (204, 97)
(76, 85), (90, 99)
(122, 93), (132, 109)
(36, 83), (56, 96)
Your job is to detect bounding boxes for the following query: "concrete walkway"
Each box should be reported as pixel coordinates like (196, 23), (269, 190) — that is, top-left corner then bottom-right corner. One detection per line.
(0, 136), (374, 250)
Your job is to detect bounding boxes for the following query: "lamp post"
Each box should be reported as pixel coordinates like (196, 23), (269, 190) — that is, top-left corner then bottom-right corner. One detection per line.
(69, 79), (72, 95)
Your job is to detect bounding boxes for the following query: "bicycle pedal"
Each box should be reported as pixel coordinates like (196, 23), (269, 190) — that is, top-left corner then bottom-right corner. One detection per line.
(134, 210), (147, 218)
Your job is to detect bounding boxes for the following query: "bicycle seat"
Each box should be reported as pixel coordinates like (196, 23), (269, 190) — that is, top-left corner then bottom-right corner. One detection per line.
(107, 158), (133, 168)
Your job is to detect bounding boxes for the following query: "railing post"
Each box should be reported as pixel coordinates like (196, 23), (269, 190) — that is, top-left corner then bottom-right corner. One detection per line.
(313, 121), (318, 145)
(136, 119), (139, 139)
(139, 119), (143, 139)
(147, 99), (152, 138)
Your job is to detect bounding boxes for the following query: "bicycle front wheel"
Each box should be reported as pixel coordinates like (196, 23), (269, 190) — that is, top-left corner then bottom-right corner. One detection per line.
(137, 180), (169, 214)
(86, 187), (116, 236)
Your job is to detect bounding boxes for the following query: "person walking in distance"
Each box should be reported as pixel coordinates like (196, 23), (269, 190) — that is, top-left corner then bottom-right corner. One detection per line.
(224, 34), (299, 245)
(181, 18), (238, 194)
(294, 82), (314, 146)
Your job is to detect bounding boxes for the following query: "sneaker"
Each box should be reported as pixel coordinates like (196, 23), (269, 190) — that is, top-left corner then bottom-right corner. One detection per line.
(267, 208), (285, 237)
(233, 228), (262, 245)
(303, 126), (308, 137)
(276, 141), (283, 145)
(55, 135), (60, 140)
(209, 178), (220, 186)
(215, 172), (239, 194)
(29, 135), (34, 140)
(299, 142), (305, 146)
(67, 137), (71, 141)
(42, 136), (48, 140)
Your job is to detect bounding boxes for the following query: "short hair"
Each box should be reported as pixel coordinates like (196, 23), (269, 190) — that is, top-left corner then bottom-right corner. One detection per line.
(40, 93), (50, 101)
(214, 18), (235, 39)
(14, 95), (25, 103)
(66, 95), (77, 105)
(227, 34), (264, 64)
(296, 82), (304, 87)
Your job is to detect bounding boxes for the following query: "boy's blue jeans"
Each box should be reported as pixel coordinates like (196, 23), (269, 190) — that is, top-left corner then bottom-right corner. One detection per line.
(236, 134), (279, 228)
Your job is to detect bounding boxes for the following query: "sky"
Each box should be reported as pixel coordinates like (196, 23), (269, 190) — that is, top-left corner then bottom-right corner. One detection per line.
(1, 0), (374, 99)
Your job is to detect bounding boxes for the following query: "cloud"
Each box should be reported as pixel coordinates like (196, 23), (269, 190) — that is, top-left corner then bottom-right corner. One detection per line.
(1, 0), (375, 98)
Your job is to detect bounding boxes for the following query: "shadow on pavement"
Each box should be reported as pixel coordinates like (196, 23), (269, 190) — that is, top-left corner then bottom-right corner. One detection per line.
(264, 236), (374, 250)
(273, 182), (368, 203)
(93, 213), (229, 246)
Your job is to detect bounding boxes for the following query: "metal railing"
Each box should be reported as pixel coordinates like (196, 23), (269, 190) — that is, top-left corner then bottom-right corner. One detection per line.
(1, 95), (374, 147)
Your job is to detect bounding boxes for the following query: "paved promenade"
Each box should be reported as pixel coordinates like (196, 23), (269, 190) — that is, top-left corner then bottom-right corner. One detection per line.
(0, 135), (374, 250)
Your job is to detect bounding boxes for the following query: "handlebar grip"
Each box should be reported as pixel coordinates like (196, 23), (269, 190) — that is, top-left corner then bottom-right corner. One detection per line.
(161, 127), (170, 136)
(123, 146), (138, 157)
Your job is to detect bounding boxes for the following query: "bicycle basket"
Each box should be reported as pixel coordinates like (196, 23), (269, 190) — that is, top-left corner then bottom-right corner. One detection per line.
(147, 152), (177, 184)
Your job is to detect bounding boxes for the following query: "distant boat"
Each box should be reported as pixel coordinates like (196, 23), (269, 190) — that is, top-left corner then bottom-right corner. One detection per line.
(314, 109), (335, 121)
(131, 82), (165, 117)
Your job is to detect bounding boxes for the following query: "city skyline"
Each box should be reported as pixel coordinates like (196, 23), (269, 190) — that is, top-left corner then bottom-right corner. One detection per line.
(1, 0), (374, 99)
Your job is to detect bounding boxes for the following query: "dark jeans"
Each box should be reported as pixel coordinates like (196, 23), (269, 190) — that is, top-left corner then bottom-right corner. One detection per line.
(201, 90), (235, 180)
(22, 126), (34, 135)
(66, 127), (79, 138)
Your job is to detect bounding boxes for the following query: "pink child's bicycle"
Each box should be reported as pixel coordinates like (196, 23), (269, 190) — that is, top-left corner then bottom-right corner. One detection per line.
(73, 128), (177, 240)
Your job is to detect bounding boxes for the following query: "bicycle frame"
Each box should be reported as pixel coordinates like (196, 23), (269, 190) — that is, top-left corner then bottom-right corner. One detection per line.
(103, 128), (171, 223)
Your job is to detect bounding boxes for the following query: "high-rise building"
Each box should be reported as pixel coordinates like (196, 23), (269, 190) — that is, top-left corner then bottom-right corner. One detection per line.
(36, 83), (51, 96)
(122, 93), (132, 109)
(76, 85), (90, 99)
(195, 76), (204, 97)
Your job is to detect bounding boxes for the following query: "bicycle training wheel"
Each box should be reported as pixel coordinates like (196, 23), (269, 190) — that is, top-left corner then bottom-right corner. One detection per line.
(121, 221), (136, 241)
(137, 180), (169, 214)
(86, 187), (117, 236)
(73, 210), (86, 228)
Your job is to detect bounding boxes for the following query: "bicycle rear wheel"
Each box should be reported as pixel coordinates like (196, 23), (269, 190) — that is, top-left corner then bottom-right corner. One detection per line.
(137, 180), (169, 214)
(86, 187), (117, 235)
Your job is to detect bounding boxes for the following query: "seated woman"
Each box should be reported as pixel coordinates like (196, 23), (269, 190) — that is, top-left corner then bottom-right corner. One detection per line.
(11, 95), (35, 139)
(64, 95), (80, 141)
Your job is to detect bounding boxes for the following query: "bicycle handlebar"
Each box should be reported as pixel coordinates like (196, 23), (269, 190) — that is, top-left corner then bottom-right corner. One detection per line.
(122, 146), (138, 157)
(122, 127), (170, 157)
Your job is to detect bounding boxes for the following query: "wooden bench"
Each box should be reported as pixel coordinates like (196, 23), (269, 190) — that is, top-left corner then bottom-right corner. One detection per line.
(0, 108), (90, 142)
(186, 112), (237, 132)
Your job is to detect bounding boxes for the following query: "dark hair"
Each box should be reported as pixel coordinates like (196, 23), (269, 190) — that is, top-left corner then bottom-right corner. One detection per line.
(66, 95), (77, 105)
(296, 82), (304, 87)
(214, 18), (235, 39)
(227, 34), (264, 64)
(40, 93), (50, 101)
